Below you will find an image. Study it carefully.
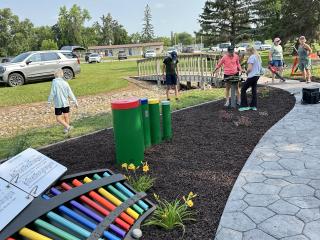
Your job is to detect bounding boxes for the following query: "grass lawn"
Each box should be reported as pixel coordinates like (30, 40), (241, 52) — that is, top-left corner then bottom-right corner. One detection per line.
(0, 61), (137, 107)
(0, 88), (224, 160)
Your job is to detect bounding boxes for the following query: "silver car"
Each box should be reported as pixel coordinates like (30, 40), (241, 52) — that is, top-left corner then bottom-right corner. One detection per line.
(0, 50), (81, 87)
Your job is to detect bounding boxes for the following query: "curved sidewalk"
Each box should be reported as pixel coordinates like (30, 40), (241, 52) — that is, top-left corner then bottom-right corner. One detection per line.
(215, 80), (320, 240)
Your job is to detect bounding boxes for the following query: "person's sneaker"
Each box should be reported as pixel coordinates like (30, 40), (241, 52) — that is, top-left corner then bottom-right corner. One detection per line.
(64, 126), (73, 134)
(238, 107), (250, 112)
(250, 107), (257, 111)
(224, 101), (230, 107)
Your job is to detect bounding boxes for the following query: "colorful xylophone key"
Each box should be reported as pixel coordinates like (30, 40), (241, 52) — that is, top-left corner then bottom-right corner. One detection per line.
(102, 172), (149, 211)
(42, 194), (121, 240)
(72, 179), (135, 225)
(60, 182), (131, 231)
(50, 187), (126, 238)
(83, 177), (140, 220)
(19, 227), (52, 240)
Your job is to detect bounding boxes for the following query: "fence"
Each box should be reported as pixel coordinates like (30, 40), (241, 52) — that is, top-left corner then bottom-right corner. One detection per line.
(137, 53), (223, 89)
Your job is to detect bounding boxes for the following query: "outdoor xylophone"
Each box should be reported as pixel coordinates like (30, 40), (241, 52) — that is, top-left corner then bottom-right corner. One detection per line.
(1, 169), (156, 240)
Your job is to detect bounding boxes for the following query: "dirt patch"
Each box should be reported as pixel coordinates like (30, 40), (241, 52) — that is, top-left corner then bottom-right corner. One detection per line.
(41, 87), (295, 240)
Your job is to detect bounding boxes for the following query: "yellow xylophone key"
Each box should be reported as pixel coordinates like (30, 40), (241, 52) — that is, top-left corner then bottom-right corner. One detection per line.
(19, 227), (52, 240)
(83, 177), (139, 220)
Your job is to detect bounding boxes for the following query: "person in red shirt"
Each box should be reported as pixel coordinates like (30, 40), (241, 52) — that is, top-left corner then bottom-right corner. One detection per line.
(213, 46), (242, 107)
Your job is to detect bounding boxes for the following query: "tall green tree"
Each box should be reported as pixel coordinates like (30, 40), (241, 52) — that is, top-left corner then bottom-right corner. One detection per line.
(199, 0), (253, 44)
(33, 26), (55, 50)
(112, 20), (129, 45)
(99, 13), (114, 45)
(176, 32), (194, 45)
(40, 39), (58, 50)
(57, 5), (91, 46)
(141, 4), (154, 42)
(0, 8), (34, 56)
(129, 32), (142, 44)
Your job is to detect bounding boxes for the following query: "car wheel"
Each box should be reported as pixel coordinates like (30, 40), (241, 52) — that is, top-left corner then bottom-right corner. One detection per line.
(63, 68), (74, 81)
(8, 72), (24, 87)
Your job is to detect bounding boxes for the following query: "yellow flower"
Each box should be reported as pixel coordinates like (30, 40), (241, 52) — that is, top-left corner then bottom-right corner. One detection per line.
(188, 192), (197, 199)
(153, 193), (160, 201)
(121, 163), (128, 170)
(186, 200), (194, 208)
(128, 164), (136, 171)
(123, 175), (128, 180)
(143, 162), (150, 172)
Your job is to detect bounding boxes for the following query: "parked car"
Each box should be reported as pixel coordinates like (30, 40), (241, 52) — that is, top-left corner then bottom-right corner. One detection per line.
(144, 50), (157, 58)
(236, 42), (250, 52)
(118, 50), (127, 60)
(0, 50), (81, 87)
(84, 52), (93, 62)
(211, 45), (220, 52)
(254, 41), (271, 50)
(88, 53), (102, 63)
(1, 57), (12, 63)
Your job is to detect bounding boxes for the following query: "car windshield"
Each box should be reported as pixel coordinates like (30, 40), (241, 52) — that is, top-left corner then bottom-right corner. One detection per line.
(11, 52), (32, 63)
(90, 54), (99, 57)
(146, 50), (154, 53)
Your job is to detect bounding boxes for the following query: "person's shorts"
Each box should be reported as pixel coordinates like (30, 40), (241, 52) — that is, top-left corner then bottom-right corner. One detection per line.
(165, 74), (178, 85)
(299, 59), (312, 71)
(55, 107), (70, 116)
(271, 60), (283, 67)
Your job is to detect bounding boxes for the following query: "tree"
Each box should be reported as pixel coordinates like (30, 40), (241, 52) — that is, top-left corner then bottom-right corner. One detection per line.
(33, 26), (55, 50)
(154, 36), (171, 46)
(57, 5), (91, 46)
(40, 39), (58, 50)
(112, 20), (129, 45)
(98, 13), (114, 45)
(176, 32), (194, 45)
(141, 4), (154, 42)
(199, 0), (253, 45)
(129, 32), (142, 44)
(0, 8), (35, 56)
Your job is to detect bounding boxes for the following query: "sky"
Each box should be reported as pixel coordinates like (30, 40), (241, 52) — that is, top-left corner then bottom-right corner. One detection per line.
(0, 0), (207, 37)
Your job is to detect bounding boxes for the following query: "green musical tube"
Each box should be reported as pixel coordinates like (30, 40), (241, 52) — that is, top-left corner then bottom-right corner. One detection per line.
(161, 100), (173, 140)
(140, 98), (151, 149)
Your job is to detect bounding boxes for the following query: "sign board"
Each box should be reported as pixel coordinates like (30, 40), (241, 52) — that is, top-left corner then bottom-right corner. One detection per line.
(0, 178), (34, 231)
(0, 148), (67, 231)
(0, 148), (67, 197)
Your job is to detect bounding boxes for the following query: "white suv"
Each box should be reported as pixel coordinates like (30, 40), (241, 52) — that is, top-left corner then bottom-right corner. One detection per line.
(0, 50), (81, 87)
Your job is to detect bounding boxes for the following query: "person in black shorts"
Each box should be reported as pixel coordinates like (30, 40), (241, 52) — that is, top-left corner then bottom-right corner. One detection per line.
(48, 69), (78, 134)
(162, 51), (179, 100)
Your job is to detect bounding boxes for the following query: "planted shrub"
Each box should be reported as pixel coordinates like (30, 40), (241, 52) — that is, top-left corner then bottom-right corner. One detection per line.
(234, 116), (252, 127)
(144, 192), (197, 233)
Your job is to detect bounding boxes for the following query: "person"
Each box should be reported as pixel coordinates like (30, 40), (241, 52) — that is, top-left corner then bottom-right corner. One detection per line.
(269, 37), (284, 83)
(163, 51), (179, 100)
(298, 36), (312, 83)
(213, 45), (242, 107)
(48, 68), (78, 133)
(239, 46), (262, 111)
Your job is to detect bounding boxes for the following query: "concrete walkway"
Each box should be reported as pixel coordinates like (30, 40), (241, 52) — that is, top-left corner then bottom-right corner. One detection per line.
(215, 79), (320, 240)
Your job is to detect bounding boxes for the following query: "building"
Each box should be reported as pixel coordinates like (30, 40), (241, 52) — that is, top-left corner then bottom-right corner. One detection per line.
(88, 42), (164, 57)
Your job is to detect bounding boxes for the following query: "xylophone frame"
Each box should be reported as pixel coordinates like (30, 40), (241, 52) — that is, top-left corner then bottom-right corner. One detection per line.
(1, 169), (156, 240)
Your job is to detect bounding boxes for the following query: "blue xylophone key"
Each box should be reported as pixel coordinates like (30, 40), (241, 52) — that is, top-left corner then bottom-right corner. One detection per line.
(42, 194), (121, 240)
(103, 172), (149, 211)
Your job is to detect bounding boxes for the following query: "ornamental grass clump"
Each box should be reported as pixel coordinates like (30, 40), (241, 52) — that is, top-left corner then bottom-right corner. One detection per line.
(121, 162), (155, 192)
(144, 192), (197, 233)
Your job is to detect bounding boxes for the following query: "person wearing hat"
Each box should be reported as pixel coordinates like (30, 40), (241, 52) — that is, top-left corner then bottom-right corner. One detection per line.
(298, 36), (312, 83)
(269, 37), (284, 83)
(162, 51), (179, 100)
(213, 45), (242, 107)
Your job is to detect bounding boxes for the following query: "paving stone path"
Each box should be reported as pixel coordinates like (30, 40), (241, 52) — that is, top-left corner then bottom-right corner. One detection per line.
(215, 79), (320, 240)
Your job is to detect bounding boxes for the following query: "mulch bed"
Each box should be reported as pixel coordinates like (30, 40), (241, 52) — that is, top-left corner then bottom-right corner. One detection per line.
(41, 86), (295, 240)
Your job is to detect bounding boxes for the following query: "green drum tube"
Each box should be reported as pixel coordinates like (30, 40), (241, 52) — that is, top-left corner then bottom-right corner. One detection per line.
(161, 100), (172, 140)
(140, 98), (151, 149)
(111, 98), (144, 166)
(148, 98), (162, 145)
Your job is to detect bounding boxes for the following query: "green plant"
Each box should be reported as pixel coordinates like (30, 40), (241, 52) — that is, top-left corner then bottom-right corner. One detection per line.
(260, 87), (270, 98)
(144, 193), (196, 233)
(7, 133), (30, 158)
(127, 175), (155, 192)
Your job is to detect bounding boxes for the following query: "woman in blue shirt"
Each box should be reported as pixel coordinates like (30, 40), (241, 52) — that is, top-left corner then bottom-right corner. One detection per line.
(48, 69), (78, 133)
(239, 46), (262, 111)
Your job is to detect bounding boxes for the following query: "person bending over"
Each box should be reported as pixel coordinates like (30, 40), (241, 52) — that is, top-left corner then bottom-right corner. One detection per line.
(213, 46), (242, 107)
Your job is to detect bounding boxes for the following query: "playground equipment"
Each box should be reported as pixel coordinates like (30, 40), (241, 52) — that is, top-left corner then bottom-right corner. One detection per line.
(161, 101), (173, 140)
(223, 75), (244, 108)
(2, 169), (156, 240)
(140, 98), (151, 149)
(148, 99), (162, 145)
(111, 98), (144, 166)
